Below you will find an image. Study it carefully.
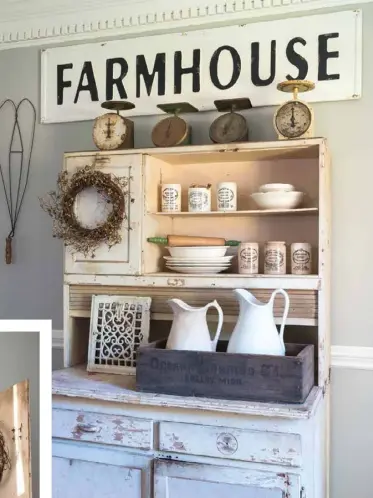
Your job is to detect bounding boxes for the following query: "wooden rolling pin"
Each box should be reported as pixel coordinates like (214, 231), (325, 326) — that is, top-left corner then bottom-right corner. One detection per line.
(147, 235), (240, 247)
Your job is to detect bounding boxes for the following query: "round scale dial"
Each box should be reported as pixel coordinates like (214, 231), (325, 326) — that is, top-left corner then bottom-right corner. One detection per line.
(274, 101), (312, 139)
(93, 113), (128, 150)
(74, 187), (113, 229)
(151, 116), (188, 147)
(210, 113), (248, 144)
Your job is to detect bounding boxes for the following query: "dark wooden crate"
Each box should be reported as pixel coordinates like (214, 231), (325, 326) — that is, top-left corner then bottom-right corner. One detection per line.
(136, 340), (314, 404)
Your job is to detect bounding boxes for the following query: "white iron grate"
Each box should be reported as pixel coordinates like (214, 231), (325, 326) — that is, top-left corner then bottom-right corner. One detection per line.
(88, 295), (151, 375)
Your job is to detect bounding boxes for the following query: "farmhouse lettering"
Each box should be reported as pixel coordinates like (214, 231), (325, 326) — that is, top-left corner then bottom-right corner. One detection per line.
(57, 34), (340, 105)
(41, 11), (361, 123)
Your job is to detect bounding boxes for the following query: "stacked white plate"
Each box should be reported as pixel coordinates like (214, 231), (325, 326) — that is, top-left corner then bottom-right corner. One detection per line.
(164, 246), (233, 274)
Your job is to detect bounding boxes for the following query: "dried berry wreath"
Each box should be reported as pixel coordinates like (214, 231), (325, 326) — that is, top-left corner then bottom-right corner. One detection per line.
(40, 164), (128, 256)
(0, 430), (11, 483)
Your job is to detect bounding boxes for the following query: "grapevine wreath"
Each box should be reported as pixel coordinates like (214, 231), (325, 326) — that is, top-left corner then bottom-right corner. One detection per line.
(0, 430), (11, 483)
(40, 164), (128, 256)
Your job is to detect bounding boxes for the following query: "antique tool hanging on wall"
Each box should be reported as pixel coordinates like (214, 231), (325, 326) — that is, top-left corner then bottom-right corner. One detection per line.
(274, 80), (315, 140)
(209, 98), (252, 144)
(0, 99), (36, 264)
(93, 101), (135, 150)
(151, 102), (198, 147)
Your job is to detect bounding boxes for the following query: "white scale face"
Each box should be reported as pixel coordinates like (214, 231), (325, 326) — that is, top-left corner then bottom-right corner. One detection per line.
(93, 113), (127, 150)
(74, 187), (113, 229)
(275, 100), (312, 139)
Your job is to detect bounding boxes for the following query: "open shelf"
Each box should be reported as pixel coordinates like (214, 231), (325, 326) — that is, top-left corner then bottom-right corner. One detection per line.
(149, 208), (318, 217)
(65, 272), (321, 290)
(143, 144), (320, 276)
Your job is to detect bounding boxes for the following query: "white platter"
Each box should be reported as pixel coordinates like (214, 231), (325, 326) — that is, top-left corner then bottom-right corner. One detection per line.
(166, 246), (229, 258)
(166, 265), (229, 274)
(166, 264), (231, 269)
(164, 256), (234, 263)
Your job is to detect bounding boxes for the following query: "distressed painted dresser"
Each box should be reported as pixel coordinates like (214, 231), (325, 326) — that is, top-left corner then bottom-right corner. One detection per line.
(52, 139), (331, 498)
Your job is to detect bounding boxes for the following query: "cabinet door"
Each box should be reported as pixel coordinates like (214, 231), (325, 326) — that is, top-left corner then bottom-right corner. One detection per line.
(154, 460), (301, 498)
(52, 440), (151, 498)
(64, 153), (142, 276)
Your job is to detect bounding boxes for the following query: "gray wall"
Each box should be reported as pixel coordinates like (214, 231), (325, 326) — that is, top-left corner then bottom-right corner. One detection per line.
(0, 332), (39, 498)
(0, 3), (372, 498)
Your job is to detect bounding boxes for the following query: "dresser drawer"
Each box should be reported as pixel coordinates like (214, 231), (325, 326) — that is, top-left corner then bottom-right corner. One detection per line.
(159, 422), (301, 467)
(53, 408), (153, 450)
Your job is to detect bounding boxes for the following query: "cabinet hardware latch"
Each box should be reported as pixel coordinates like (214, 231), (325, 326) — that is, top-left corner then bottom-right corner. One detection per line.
(300, 486), (306, 498)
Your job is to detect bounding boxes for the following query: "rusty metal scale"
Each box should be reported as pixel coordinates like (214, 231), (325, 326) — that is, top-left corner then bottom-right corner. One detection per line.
(151, 102), (198, 147)
(93, 100), (135, 150)
(209, 98), (252, 144)
(274, 80), (315, 140)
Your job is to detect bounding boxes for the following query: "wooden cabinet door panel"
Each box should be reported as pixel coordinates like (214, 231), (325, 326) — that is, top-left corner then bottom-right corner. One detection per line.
(52, 440), (151, 498)
(64, 153), (142, 276)
(154, 459), (301, 498)
(52, 457), (142, 498)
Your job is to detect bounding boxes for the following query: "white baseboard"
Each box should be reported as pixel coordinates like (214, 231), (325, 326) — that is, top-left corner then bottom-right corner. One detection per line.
(331, 346), (373, 371)
(52, 330), (373, 370)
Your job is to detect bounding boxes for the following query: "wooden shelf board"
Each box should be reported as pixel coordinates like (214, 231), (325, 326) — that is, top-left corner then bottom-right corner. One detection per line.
(52, 365), (323, 420)
(68, 309), (317, 327)
(149, 208), (318, 217)
(65, 273), (321, 290)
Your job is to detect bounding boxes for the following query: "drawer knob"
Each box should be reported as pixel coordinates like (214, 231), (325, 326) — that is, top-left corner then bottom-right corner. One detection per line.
(216, 433), (238, 455)
(76, 423), (99, 433)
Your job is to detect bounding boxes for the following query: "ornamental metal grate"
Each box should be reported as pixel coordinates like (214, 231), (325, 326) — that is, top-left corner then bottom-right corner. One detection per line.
(88, 295), (151, 375)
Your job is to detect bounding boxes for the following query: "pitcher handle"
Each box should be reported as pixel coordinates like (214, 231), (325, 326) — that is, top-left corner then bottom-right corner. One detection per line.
(207, 300), (224, 350)
(270, 289), (289, 340)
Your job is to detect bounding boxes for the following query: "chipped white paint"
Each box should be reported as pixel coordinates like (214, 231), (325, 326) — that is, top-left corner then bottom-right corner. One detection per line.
(159, 421), (302, 467)
(154, 459), (301, 498)
(52, 408), (153, 450)
(52, 365), (322, 420)
(52, 365), (326, 496)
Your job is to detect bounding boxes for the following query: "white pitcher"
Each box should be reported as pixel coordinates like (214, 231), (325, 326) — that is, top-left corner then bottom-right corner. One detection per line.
(166, 298), (224, 352)
(227, 288), (289, 356)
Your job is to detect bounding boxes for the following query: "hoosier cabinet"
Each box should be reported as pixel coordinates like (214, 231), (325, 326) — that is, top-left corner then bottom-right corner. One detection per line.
(52, 138), (330, 498)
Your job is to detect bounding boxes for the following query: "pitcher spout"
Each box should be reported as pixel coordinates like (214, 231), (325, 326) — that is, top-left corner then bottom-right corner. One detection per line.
(167, 298), (191, 314)
(167, 298), (209, 314)
(233, 288), (261, 307)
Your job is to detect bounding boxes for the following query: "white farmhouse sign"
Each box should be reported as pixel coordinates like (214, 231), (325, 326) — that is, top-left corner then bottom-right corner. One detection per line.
(40, 9), (362, 124)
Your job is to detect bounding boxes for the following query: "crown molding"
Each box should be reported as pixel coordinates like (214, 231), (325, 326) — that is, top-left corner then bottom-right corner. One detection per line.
(0, 0), (370, 51)
(51, 330), (373, 371)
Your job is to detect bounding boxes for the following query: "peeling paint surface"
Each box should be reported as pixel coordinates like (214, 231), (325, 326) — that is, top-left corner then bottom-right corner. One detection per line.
(53, 408), (152, 450)
(159, 421), (302, 467)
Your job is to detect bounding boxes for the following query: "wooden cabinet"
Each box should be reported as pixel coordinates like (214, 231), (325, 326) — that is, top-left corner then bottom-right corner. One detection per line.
(64, 152), (143, 276)
(52, 441), (151, 498)
(154, 460), (301, 498)
(54, 139), (330, 498)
